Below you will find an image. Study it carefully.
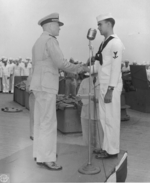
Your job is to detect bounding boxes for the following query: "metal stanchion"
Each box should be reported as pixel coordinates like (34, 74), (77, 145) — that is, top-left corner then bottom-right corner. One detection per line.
(78, 39), (101, 175)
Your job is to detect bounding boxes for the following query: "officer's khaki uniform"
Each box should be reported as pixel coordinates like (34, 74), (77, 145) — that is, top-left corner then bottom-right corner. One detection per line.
(92, 34), (124, 154)
(30, 31), (82, 162)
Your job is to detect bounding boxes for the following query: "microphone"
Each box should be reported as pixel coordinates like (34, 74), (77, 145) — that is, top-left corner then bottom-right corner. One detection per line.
(87, 28), (97, 40)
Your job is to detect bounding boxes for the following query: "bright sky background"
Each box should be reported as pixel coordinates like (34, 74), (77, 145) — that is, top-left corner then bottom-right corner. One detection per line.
(0, 0), (150, 63)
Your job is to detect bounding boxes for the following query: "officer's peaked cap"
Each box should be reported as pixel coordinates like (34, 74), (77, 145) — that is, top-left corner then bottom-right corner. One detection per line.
(38, 13), (64, 27)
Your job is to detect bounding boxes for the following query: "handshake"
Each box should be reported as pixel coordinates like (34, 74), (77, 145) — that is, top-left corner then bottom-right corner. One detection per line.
(69, 57), (90, 74)
(77, 64), (90, 74)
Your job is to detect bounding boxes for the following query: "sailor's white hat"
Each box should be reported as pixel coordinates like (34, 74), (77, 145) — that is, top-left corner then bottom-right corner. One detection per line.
(96, 13), (114, 24)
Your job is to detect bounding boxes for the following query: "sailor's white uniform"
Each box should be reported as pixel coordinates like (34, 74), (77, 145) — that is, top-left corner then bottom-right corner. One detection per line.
(2, 64), (10, 93)
(92, 34), (124, 154)
(14, 64), (21, 76)
(0, 63), (3, 92)
(8, 63), (15, 93)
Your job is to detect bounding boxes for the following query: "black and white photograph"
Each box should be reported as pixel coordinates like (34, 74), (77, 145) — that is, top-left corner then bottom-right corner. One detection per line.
(0, 0), (150, 182)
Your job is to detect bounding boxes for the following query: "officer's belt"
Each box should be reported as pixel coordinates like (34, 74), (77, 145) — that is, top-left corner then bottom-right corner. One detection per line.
(95, 36), (115, 65)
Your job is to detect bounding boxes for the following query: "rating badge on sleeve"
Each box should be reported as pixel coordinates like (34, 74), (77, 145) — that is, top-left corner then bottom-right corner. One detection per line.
(0, 174), (10, 183)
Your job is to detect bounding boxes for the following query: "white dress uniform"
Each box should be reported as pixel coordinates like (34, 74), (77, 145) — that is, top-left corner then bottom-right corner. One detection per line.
(14, 64), (21, 76)
(27, 62), (32, 75)
(2, 64), (10, 93)
(23, 64), (30, 76)
(8, 62), (15, 93)
(122, 64), (130, 72)
(30, 28), (83, 163)
(92, 34), (124, 155)
(19, 62), (25, 76)
(0, 62), (3, 92)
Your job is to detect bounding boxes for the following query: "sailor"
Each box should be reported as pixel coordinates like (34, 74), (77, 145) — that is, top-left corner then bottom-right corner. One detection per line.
(22, 60), (30, 76)
(19, 58), (25, 76)
(8, 58), (15, 93)
(30, 13), (86, 170)
(90, 13), (125, 158)
(2, 58), (10, 93)
(26, 58), (32, 75)
(13, 59), (21, 76)
(0, 58), (4, 93)
(122, 60), (130, 73)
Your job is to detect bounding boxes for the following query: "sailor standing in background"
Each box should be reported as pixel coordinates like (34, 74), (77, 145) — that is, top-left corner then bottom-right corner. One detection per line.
(2, 59), (10, 93)
(23, 60), (30, 76)
(30, 13), (86, 170)
(14, 60), (21, 76)
(19, 58), (25, 76)
(90, 13), (125, 158)
(0, 58), (3, 93)
(8, 58), (15, 93)
(26, 58), (32, 75)
(122, 60), (130, 73)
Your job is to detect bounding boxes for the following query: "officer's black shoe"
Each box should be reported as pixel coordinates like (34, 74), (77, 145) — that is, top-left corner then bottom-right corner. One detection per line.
(93, 149), (105, 154)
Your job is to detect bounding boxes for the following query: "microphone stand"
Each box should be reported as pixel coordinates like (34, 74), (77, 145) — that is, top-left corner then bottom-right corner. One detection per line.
(78, 40), (100, 175)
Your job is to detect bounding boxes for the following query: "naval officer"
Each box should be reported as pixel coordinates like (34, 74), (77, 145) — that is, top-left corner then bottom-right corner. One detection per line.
(89, 13), (125, 158)
(30, 13), (85, 170)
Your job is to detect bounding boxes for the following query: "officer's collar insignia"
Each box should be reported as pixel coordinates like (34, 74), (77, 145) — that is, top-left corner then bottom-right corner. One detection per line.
(113, 51), (118, 59)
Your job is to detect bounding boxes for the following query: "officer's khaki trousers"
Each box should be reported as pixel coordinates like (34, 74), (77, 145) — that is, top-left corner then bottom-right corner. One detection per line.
(99, 82), (122, 154)
(33, 91), (57, 163)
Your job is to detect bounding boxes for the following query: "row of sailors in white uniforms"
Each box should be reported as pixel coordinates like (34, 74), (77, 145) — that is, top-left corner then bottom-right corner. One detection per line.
(0, 61), (32, 93)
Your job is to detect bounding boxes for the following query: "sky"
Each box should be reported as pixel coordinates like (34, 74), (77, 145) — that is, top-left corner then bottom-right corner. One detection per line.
(0, 0), (150, 63)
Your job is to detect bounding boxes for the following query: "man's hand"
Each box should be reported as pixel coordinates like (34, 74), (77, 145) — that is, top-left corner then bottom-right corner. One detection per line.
(104, 90), (113, 103)
(78, 65), (90, 73)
